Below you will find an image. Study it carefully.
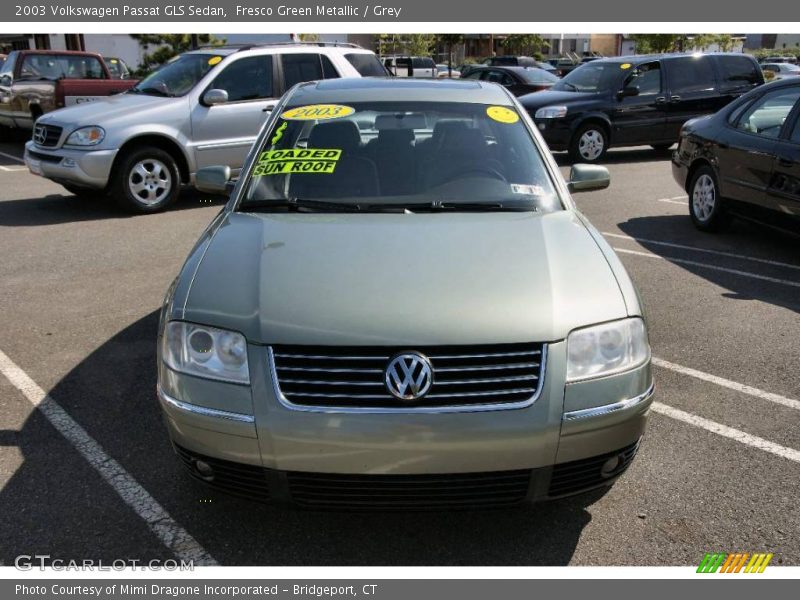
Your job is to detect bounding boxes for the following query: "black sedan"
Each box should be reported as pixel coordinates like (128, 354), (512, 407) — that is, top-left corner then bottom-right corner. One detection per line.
(460, 66), (559, 96)
(672, 78), (800, 234)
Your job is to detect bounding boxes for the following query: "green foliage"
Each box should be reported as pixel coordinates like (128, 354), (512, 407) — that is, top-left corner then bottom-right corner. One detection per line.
(629, 34), (688, 53)
(502, 34), (548, 55)
(130, 34), (226, 76)
(374, 34), (436, 57)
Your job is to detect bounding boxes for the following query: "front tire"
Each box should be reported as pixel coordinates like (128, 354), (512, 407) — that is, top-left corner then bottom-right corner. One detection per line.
(689, 165), (729, 232)
(569, 123), (608, 163)
(112, 146), (180, 213)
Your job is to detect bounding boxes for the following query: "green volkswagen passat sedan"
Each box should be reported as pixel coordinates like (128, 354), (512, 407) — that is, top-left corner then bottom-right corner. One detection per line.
(157, 78), (654, 509)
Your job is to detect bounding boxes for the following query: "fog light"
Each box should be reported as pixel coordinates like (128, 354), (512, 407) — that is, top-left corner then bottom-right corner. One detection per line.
(193, 459), (215, 482)
(600, 454), (623, 478)
(62, 158), (76, 168)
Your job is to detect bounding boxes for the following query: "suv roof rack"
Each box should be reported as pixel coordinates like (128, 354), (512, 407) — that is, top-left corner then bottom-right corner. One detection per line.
(194, 41), (363, 51)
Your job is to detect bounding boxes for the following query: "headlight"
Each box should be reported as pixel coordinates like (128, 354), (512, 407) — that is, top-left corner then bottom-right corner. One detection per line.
(162, 322), (250, 384)
(566, 318), (650, 382)
(65, 126), (105, 146)
(534, 105), (568, 119)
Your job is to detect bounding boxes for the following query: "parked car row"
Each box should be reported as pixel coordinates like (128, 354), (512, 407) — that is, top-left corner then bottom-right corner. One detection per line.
(23, 42), (387, 211)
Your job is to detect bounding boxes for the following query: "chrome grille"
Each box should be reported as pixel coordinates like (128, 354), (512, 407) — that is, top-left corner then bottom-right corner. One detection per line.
(271, 343), (546, 409)
(33, 124), (63, 147)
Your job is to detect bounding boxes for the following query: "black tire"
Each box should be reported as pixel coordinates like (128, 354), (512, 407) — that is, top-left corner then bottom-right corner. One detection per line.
(112, 146), (180, 213)
(688, 165), (729, 232)
(568, 123), (609, 163)
(651, 143), (674, 153)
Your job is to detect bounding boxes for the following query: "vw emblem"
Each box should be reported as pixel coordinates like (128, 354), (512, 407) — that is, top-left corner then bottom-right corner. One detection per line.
(33, 126), (46, 145)
(385, 352), (433, 401)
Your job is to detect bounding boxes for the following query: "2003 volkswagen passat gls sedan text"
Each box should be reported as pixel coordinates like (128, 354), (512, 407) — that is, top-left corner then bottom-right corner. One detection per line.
(157, 78), (654, 510)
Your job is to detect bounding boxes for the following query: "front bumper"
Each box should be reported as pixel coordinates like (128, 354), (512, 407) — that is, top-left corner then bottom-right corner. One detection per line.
(532, 118), (572, 151)
(24, 140), (117, 190)
(157, 342), (654, 508)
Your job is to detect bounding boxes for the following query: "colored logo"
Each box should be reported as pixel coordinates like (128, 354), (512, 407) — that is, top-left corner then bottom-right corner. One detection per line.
(697, 552), (773, 573)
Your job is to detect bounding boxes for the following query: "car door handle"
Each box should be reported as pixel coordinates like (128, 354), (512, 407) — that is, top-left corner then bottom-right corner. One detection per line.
(777, 156), (795, 167)
(655, 96), (667, 104)
(670, 95), (681, 102)
(262, 105), (274, 112)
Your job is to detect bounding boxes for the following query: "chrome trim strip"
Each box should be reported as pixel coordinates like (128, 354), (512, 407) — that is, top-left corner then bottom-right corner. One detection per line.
(430, 350), (541, 359)
(562, 382), (655, 422)
(268, 345), (548, 414)
(158, 387), (255, 423)
(435, 362), (539, 372)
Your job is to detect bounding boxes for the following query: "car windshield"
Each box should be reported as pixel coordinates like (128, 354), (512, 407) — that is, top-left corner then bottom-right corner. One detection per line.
(131, 53), (223, 97)
(552, 62), (622, 92)
(240, 100), (562, 213)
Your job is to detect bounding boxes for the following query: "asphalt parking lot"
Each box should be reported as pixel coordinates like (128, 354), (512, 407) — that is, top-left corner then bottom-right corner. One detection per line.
(0, 139), (797, 567)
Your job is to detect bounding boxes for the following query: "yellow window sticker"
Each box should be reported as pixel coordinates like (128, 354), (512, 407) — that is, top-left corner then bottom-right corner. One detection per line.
(110, 59), (118, 64)
(280, 104), (355, 121)
(620, 63), (632, 70)
(486, 106), (519, 124)
(208, 56), (222, 66)
(253, 148), (342, 177)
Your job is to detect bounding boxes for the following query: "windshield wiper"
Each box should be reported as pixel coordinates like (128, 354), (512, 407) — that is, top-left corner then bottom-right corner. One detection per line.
(240, 198), (364, 213)
(559, 81), (578, 91)
(132, 86), (173, 97)
(361, 201), (531, 213)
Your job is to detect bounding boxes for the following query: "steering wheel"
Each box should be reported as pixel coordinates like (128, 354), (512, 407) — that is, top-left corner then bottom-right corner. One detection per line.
(439, 164), (508, 185)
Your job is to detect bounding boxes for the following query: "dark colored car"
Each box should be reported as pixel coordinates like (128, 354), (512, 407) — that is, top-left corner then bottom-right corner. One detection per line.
(520, 53), (765, 162)
(482, 55), (559, 75)
(672, 78), (800, 234)
(461, 66), (559, 96)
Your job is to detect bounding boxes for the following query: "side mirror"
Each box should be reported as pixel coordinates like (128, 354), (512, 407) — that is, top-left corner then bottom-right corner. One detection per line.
(202, 88), (229, 106)
(195, 165), (233, 196)
(619, 86), (639, 98)
(567, 164), (610, 193)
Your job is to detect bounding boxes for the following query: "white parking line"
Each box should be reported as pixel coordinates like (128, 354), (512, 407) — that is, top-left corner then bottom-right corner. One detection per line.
(604, 232), (800, 271)
(652, 357), (800, 411)
(0, 165), (28, 172)
(652, 402), (800, 464)
(0, 348), (218, 566)
(613, 247), (800, 288)
(0, 150), (25, 164)
(657, 198), (688, 206)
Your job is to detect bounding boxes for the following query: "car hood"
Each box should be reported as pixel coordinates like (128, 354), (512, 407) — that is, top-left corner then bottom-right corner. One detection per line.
(181, 210), (629, 346)
(518, 89), (598, 110)
(38, 92), (179, 127)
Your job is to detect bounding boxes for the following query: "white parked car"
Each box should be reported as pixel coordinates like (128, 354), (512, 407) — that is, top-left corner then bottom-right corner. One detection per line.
(383, 56), (436, 78)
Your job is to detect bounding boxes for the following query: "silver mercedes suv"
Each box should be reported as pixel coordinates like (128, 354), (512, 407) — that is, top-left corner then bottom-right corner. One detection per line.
(157, 78), (654, 510)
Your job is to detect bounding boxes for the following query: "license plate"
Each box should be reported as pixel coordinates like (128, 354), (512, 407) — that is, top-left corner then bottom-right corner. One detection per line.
(27, 157), (42, 176)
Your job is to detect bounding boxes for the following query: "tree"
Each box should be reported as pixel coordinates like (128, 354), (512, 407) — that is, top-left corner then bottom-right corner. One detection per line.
(502, 34), (548, 56)
(130, 34), (226, 76)
(435, 34), (465, 76)
(374, 34), (435, 57)
(689, 34), (736, 52)
(629, 34), (688, 54)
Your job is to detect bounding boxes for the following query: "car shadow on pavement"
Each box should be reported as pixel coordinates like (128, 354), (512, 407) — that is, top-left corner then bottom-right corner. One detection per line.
(554, 146), (673, 167)
(617, 214), (800, 314)
(0, 189), (227, 228)
(0, 310), (601, 566)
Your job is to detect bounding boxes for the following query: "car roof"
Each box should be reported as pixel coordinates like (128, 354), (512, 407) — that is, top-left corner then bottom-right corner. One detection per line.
(184, 43), (373, 58)
(287, 77), (513, 105)
(594, 52), (754, 64)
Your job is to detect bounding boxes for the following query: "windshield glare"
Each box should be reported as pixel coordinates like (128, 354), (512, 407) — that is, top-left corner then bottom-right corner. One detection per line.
(133, 53), (223, 97)
(241, 100), (562, 213)
(553, 62), (623, 93)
